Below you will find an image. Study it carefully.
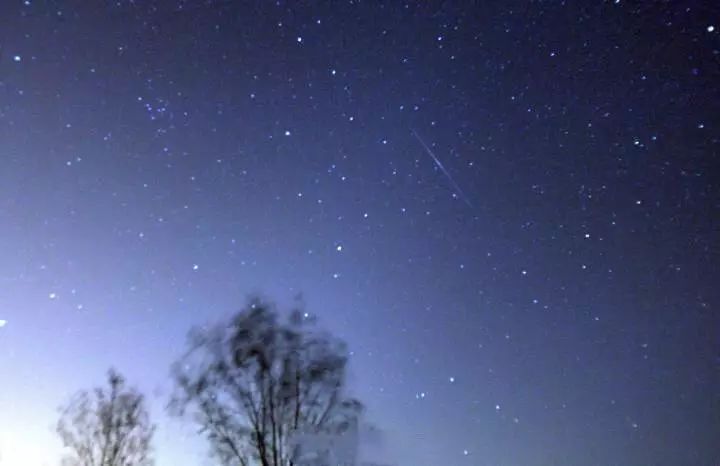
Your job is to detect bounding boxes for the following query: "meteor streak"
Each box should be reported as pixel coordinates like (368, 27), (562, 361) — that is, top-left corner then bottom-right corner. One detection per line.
(411, 128), (473, 208)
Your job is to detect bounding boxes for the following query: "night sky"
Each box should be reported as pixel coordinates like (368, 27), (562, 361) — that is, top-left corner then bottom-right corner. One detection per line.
(1, 1), (719, 465)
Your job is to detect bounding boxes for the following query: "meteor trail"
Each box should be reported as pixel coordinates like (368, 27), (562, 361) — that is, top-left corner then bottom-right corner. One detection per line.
(411, 129), (473, 208)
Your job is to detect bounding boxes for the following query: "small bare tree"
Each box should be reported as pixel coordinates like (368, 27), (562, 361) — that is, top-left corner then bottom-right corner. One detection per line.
(169, 295), (364, 466)
(57, 368), (155, 466)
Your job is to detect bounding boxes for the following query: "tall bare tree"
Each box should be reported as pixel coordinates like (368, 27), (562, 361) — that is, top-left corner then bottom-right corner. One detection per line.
(169, 296), (364, 466)
(57, 369), (155, 466)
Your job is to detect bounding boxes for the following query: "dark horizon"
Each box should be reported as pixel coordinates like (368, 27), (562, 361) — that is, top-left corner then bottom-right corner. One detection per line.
(1, 1), (718, 465)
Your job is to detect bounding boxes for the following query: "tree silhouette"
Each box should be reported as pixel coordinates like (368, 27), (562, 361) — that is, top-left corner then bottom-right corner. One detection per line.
(169, 295), (364, 466)
(57, 368), (155, 466)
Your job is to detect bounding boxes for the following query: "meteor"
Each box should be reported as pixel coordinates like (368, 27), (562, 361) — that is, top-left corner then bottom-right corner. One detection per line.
(411, 129), (473, 208)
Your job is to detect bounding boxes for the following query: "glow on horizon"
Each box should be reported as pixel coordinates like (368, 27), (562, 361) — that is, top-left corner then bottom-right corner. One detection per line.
(0, 428), (56, 466)
(0, 409), (214, 466)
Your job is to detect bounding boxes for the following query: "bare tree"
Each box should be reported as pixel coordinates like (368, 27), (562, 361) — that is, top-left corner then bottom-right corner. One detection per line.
(169, 295), (364, 466)
(57, 369), (155, 466)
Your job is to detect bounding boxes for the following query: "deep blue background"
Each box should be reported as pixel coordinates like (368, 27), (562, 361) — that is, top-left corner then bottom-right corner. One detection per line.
(0, 1), (718, 465)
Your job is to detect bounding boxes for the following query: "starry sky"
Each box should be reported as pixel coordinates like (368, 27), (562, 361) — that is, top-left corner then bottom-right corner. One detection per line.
(1, 1), (719, 465)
